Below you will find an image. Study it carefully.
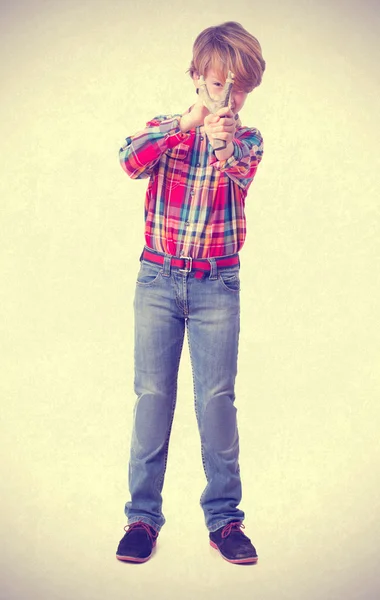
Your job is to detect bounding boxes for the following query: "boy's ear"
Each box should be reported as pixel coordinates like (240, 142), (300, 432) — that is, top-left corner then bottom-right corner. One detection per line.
(192, 71), (200, 89)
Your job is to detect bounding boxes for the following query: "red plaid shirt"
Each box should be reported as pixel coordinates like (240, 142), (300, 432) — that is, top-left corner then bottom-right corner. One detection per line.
(119, 113), (263, 259)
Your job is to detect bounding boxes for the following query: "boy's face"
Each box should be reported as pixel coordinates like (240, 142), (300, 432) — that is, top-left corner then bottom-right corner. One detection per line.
(194, 69), (249, 115)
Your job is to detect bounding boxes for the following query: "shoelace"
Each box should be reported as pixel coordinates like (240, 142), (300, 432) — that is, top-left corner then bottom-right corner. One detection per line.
(221, 521), (245, 539)
(124, 521), (158, 540)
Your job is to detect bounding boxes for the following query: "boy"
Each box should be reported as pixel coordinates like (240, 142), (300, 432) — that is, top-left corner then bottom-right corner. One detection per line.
(116, 21), (265, 565)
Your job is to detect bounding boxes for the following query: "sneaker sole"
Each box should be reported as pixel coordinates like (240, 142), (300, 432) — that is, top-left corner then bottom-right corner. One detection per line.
(116, 542), (156, 563)
(209, 540), (258, 564)
(116, 554), (152, 563)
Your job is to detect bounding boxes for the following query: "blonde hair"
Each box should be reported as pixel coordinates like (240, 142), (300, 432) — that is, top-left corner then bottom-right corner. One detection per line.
(188, 21), (265, 92)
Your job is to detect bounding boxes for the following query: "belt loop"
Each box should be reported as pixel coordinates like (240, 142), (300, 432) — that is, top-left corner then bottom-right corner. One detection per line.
(162, 254), (171, 277)
(207, 258), (218, 280)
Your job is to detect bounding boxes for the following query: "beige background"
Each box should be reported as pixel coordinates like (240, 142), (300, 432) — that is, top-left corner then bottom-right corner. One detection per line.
(1, 0), (379, 598)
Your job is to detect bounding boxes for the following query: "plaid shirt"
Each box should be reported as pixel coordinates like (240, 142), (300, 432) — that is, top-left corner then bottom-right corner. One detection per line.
(119, 113), (263, 259)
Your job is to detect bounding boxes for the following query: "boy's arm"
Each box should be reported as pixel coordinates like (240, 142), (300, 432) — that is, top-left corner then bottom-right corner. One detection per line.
(210, 126), (264, 189)
(119, 115), (190, 179)
(204, 107), (264, 189)
(179, 99), (210, 134)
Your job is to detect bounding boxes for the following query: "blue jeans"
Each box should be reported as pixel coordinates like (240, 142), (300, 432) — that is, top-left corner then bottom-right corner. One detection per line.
(125, 249), (245, 532)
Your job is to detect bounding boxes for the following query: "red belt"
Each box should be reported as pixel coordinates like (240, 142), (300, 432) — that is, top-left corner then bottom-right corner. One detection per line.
(142, 248), (239, 278)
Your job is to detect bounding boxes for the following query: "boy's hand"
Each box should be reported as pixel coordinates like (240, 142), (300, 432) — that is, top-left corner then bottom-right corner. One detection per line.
(180, 98), (210, 133)
(204, 107), (236, 150)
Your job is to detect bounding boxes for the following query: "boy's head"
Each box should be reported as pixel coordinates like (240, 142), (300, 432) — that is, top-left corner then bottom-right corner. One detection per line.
(188, 21), (266, 94)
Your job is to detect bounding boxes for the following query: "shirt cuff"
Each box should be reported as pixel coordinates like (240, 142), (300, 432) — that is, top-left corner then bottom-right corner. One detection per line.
(166, 118), (191, 148)
(146, 116), (190, 148)
(209, 140), (242, 170)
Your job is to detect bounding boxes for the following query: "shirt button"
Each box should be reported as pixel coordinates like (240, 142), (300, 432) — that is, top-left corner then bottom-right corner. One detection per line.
(196, 162), (201, 167)
(200, 136), (204, 141)
(190, 189), (195, 196)
(185, 221), (190, 226)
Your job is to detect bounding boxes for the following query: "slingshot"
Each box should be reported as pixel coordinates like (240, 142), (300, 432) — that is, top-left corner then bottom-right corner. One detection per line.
(198, 70), (235, 151)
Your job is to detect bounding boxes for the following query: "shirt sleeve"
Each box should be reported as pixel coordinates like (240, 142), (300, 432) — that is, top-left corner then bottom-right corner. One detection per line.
(209, 127), (264, 189)
(119, 115), (190, 180)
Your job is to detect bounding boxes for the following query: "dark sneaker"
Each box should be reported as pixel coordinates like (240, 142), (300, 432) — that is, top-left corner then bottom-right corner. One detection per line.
(209, 521), (258, 564)
(116, 521), (159, 563)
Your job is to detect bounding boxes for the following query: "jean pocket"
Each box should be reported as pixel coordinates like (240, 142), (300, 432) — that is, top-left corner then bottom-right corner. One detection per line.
(136, 262), (162, 286)
(218, 270), (240, 292)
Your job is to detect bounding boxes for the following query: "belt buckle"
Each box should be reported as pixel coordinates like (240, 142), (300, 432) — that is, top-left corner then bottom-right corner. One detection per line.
(179, 256), (193, 274)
